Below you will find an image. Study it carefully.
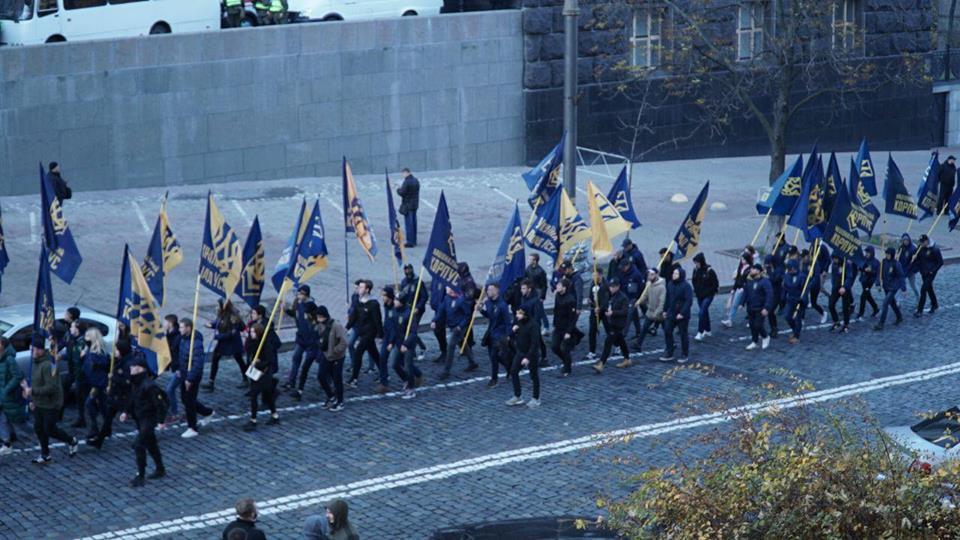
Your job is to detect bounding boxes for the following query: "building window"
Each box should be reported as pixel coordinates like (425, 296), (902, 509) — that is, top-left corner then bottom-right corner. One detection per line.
(737, 2), (766, 61)
(631, 8), (663, 68)
(833, 0), (863, 52)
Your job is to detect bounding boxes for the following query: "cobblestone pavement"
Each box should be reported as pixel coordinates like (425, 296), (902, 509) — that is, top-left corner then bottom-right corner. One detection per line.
(1, 262), (959, 539)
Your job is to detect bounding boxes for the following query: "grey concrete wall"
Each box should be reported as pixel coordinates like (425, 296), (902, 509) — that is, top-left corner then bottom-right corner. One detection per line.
(0, 11), (523, 195)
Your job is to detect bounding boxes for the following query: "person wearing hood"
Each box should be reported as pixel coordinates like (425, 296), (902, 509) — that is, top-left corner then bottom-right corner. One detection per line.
(303, 512), (330, 540)
(586, 270), (609, 361)
(828, 254), (857, 333)
(874, 247), (906, 330)
(897, 234), (919, 299)
(857, 246), (880, 320)
(433, 285), (478, 380)
(457, 261), (479, 301)
(762, 253), (784, 338)
(691, 253), (719, 342)
(592, 278), (631, 374)
(120, 358), (167, 487)
(740, 264), (773, 350)
(480, 283), (513, 387)
(551, 278), (582, 377)
(89, 337), (136, 449)
(661, 265), (693, 363)
(939, 155), (956, 213)
(0, 337), (22, 455)
(622, 269), (664, 366)
(914, 234), (944, 316)
(25, 335), (79, 463)
(506, 306), (542, 408)
(781, 259), (807, 344)
(244, 320), (281, 431)
(326, 499), (360, 540)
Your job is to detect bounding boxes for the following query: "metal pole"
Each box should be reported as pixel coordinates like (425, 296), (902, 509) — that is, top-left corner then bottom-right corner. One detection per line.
(562, 0), (579, 201)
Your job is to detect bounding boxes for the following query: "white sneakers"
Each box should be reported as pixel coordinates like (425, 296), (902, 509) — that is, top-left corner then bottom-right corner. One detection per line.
(745, 342), (758, 351)
(198, 411), (215, 427)
(526, 398), (541, 409)
(820, 312), (829, 324)
(0, 445), (12, 456)
(505, 396), (525, 406)
(181, 428), (199, 439)
(761, 336), (770, 350)
(721, 319), (733, 328)
(694, 332), (704, 341)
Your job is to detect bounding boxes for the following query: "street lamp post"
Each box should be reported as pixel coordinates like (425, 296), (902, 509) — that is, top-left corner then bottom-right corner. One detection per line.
(562, 0), (578, 200)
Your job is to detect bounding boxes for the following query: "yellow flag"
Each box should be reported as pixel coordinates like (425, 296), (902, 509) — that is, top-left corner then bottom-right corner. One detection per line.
(559, 189), (591, 255)
(588, 181), (631, 257)
(123, 250), (172, 374)
(199, 193), (243, 298)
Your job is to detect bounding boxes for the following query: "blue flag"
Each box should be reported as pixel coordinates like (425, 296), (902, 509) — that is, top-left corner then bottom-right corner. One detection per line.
(916, 151), (940, 221)
(523, 187), (561, 263)
(948, 183), (960, 231)
(673, 181), (709, 261)
(607, 166), (642, 228)
(757, 155), (804, 216)
(487, 204), (526, 291)
(422, 192), (460, 292)
(0, 204), (9, 295)
(237, 216), (265, 310)
(290, 200), (330, 288)
(822, 178), (864, 267)
(524, 133), (565, 208)
(342, 157), (377, 261)
(272, 199), (308, 292)
(118, 244), (172, 374)
(848, 157), (880, 235)
(823, 152), (842, 219)
(385, 171), (404, 266)
(40, 164), (82, 284)
(883, 154), (918, 220)
(855, 137), (878, 196)
(34, 245), (56, 344)
(199, 192), (242, 298)
(142, 215), (166, 306)
(788, 149), (827, 242)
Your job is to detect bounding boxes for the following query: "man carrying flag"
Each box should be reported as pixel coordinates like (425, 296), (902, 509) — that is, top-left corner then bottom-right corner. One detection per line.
(40, 164), (82, 284)
(237, 216), (265, 310)
(607, 166), (642, 229)
(524, 133), (565, 209)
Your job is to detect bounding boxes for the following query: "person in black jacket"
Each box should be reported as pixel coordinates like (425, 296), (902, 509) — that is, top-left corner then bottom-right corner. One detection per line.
(121, 358), (166, 487)
(89, 339), (135, 449)
(914, 234), (944, 316)
(399, 264), (429, 356)
(874, 247), (907, 330)
(505, 307), (542, 408)
(586, 270), (609, 360)
(740, 264), (773, 350)
(48, 162), (72, 203)
(550, 279), (582, 377)
(763, 254), (784, 338)
(243, 322), (281, 431)
(163, 314), (182, 422)
(828, 254), (857, 333)
(346, 280), (383, 389)
(397, 168), (420, 247)
(939, 155), (956, 213)
(661, 265), (692, 363)
(222, 499), (268, 540)
(592, 278), (630, 374)
(524, 254), (549, 332)
(291, 302), (321, 401)
(857, 246), (880, 319)
(691, 253), (718, 342)
(203, 299), (247, 392)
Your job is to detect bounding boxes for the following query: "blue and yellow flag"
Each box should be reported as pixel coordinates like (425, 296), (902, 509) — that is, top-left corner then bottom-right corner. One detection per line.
(523, 187), (561, 262)
(756, 154), (804, 216)
(34, 245), (55, 344)
(199, 192), (242, 298)
(673, 181), (709, 261)
(237, 216), (265, 309)
(39, 164), (82, 284)
(607, 166), (642, 228)
(788, 150), (826, 242)
(559, 189), (591, 258)
(823, 152), (842, 219)
(385, 171), (405, 266)
(822, 179), (864, 266)
(118, 244), (172, 374)
(916, 151), (940, 221)
(855, 137), (878, 196)
(883, 154), (918, 220)
(272, 199), (309, 292)
(848, 157), (880, 235)
(422, 191), (460, 291)
(486, 204), (526, 291)
(588, 180), (632, 257)
(948, 183), (960, 231)
(142, 216), (166, 306)
(0, 204), (9, 295)
(524, 133), (565, 209)
(291, 200), (330, 287)
(342, 157), (377, 262)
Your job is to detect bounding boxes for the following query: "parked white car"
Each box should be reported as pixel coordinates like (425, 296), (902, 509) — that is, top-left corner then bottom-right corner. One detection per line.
(0, 304), (117, 377)
(288, 0), (440, 22)
(884, 407), (960, 470)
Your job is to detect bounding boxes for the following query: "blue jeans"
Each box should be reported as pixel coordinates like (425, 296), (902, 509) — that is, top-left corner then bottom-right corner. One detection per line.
(0, 409), (11, 443)
(906, 273), (919, 299)
(727, 289), (743, 321)
(404, 211), (417, 245)
(391, 346), (421, 386)
(879, 290), (903, 325)
(286, 344), (306, 387)
(165, 374), (181, 415)
(697, 296), (713, 333)
(786, 300), (805, 338)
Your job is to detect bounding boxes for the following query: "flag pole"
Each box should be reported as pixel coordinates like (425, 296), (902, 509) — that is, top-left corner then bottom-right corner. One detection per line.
(403, 269), (424, 339)
(795, 238), (821, 318)
(925, 205), (949, 237)
(905, 219), (914, 235)
(344, 225), (351, 305)
(792, 228), (801, 247)
(750, 208), (773, 248)
(523, 199), (542, 236)
(459, 290), (486, 355)
(391, 255), (400, 291)
(186, 274), (201, 373)
(252, 279), (290, 364)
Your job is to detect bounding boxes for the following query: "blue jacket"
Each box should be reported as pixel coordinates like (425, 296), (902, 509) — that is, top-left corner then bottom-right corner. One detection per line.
(616, 263), (644, 300)
(518, 291), (546, 326)
(741, 274), (774, 312)
(286, 300), (315, 348)
(664, 268), (693, 320)
(435, 294), (473, 331)
(898, 237), (917, 276)
(880, 257), (906, 293)
(481, 296), (512, 341)
(763, 255), (784, 289)
(622, 245), (648, 276)
(782, 271), (808, 304)
(382, 306), (400, 346)
(395, 306), (418, 349)
(81, 351), (110, 389)
(178, 331), (206, 383)
(914, 244), (944, 276)
(213, 317), (244, 356)
(859, 255), (880, 289)
(830, 259), (858, 291)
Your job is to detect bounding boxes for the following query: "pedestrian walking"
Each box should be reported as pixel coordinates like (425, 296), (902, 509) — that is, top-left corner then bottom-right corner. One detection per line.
(163, 314), (182, 423)
(874, 247), (906, 330)
(939, 155), (956, 213)
(741, 264), (773, 351)
(763, 254), (783, 338)
(80, 327), (110, 445)
(505, 307), (541, 408)
(550, 278), (582, 376)
(222, 498), (268, 540)
(89, 338), (135, 450)
(291, 302), (321, 401)
(203, 299), (247, 392)
(316, 306), (348, 411)
(782, 259), (807, 344)
(691, 253), (718, 341)
(0, 336), (23, 455)
(392, 294), (422, 399)
(721, 251), (752, 328)
(122, 358), (167, 487)
(585, 270), (609, 361)
(24, 335), (78, 464)
(283, 285), (315, 390)
(857, 246), (880, 319)
(433, 285), (477, 380)
(913, 234), (943, 316)
(828, 254), (857, 333)
(326, 499), (360, 540)
(179, 319), (214, 439)
(60, 318), (87, 427)
(622, 269), (664, 365)
(480, 283), (512, 386)
(524, 254), (549, 334)
(614, 256), (644, 341)
(346, 280), (383, 389)
(898, 234), (919, 299)
(397, 168), (420, 247)
(660, 265), (693, 363)
(243, 322), (281, 431)
(399, 264), (429, 356)
(591, 278), (630, 374)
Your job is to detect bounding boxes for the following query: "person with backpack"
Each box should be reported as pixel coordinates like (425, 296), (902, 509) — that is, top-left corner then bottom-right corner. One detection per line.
(121, 358), (167, 487)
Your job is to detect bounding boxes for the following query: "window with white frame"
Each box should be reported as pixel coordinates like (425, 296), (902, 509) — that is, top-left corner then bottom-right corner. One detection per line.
(833, 0), (863, 51)
(737, 2), (766, 61)
(631, 8), (663, 68)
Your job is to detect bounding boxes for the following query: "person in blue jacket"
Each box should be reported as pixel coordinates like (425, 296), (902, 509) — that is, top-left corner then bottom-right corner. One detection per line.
(393, 294), (422, 400)
(614, 257), (644, 341)
(282, 285), (314, 390)
(179, 318), (214, 439)
(781, 259), (807, 344)
(897, 233), (919, 299)
(828, 254), (857, 333)
(81, 327), (111, 444)
(480, 283), (513, 387)
(432, 285), (477, 380)
(763, 254), (784, 338)
(856, 246), (880, 319)
(741, 264), (773, 350)
(291, 302), (321, 401)
(378, 286), (400, 384)
(660, 265), (693, 363)
(913, 234), (944, 317)
(874, 247), (906, 330)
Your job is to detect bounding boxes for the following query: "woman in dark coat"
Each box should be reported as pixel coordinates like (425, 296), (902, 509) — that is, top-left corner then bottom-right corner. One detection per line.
(202, 300), (247, 392)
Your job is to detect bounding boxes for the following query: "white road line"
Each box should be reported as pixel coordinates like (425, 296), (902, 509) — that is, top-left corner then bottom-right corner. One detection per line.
(231, 200), (253, 226)
(29, 211), (37, 244)
(81, 357), (960, 540)
(131, 201), (151, 233)
(421, 198), (437, 211)
(488, 185), (516, 204)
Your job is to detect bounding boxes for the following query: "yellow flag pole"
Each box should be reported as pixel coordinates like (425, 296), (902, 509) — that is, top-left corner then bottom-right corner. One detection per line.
(186, 274), (201, 373)
(390, 254), (401, 291)
(459, 289), (486, 355)
(403, 269), (424, 340)
(925, 205), (949, 237)
(906, 219), (915, 235)
(794, 238), (821, 318)
(593, 256), (601, 327)
(750, 208), (773, 248)
(251, 279), (290, 365)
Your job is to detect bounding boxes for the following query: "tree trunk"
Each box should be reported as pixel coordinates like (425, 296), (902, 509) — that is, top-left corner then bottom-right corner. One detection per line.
(761, 73), (792, 252)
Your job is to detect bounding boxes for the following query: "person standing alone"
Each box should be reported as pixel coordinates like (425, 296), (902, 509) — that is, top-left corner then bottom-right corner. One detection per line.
(939, 155), (956, 213)
(397, 168), (420, 247)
